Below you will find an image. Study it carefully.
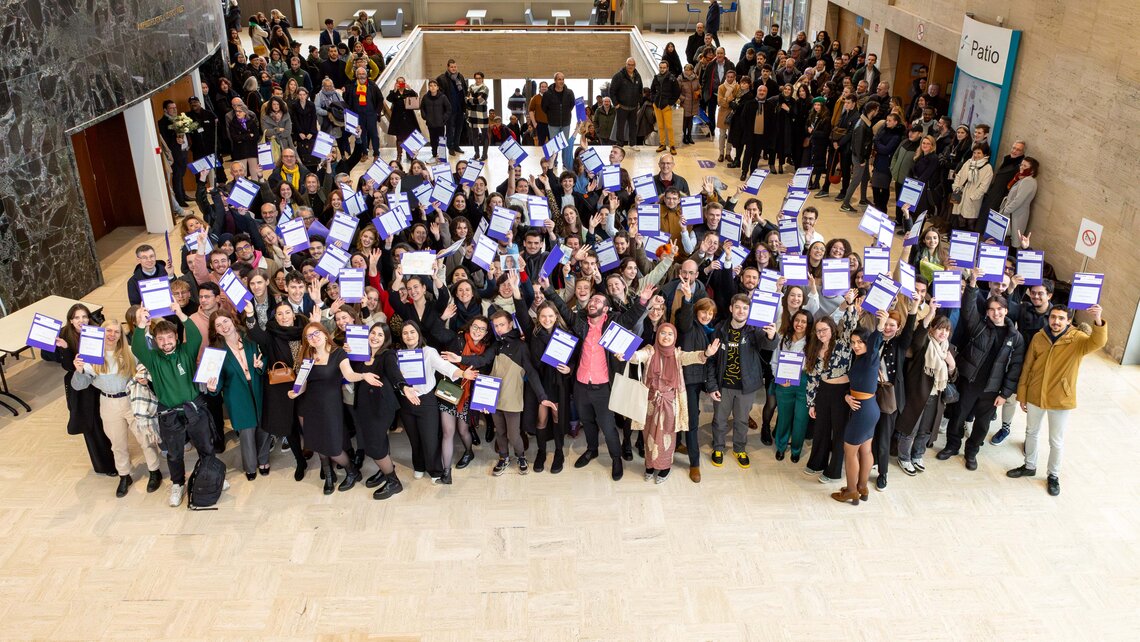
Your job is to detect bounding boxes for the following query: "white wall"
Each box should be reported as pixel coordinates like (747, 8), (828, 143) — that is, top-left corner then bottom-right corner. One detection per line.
(123, 101), (175, 234)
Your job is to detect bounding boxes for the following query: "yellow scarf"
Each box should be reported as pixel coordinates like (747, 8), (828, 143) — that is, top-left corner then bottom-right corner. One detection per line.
(356, 82), (368, 105)
(281, 164), (300, 189)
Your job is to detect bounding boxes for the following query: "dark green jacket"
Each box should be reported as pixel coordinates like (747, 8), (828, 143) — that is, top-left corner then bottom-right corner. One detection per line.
(209, 340), (265, 430)
(131, 321), (202, 408)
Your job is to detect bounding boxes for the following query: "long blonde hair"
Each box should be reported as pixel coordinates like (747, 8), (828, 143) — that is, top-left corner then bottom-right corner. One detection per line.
(914, 134), (937, 162)
(94, 320), (136, 376)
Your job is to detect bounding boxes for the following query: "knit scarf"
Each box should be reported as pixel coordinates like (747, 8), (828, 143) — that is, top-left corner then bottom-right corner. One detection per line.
(456, 332), (488, 411)
(355, 82), (368, 105)
(1007, 166), (1031, 190)
(646, 323), (681, 401)
(281, 164), (300, 189)
(923, 335), (950, 393)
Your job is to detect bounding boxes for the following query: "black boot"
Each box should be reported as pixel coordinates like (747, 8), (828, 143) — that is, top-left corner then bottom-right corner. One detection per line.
(761, 425), (774, 446)
(116, 474), (133, 498)
(294, 460), (307, 482)
(146, 470), (163, 493)
(534, 449), (547, 473)
(365, 469), (387, 488)
(374, 473), (404, 499)
(338, 460), (361, 492)
(323, 461), (336, 495)
(550, 450), (564, 474)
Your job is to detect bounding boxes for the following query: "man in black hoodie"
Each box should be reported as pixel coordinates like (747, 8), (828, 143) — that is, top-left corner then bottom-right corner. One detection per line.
(610, 58), (644, 149)
(127, 244), (170, 306)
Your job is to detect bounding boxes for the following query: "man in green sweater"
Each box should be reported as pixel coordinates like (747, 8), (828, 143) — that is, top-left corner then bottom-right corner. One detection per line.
(131, 304), (217, 507)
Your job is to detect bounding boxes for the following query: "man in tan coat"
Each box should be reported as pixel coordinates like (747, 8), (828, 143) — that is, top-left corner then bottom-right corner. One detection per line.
(1008, 303), (1106, 496)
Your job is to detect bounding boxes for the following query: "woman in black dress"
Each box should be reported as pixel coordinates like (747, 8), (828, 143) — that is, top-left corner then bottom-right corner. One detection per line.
(352, 322), (417, 500)
(45, 304), (115, 475)
(246, 301), (309, 480)
(287, 322), (381, 494)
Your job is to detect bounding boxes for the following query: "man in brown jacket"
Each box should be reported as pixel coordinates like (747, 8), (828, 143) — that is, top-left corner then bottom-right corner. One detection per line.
(1008, 303), (1106, 496)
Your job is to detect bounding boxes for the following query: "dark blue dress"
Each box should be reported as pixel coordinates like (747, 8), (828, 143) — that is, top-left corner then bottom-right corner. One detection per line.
(843, 331), (883, 445)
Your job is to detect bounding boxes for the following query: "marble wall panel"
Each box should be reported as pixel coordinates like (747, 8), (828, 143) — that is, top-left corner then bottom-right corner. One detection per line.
(0, 0), (224, 313)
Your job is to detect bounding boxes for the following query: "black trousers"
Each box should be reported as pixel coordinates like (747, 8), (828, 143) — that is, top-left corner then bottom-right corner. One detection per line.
(838, 149), (853, 196)
(872, 410), (897, 478)
(614, 108), (636, 146)
(872, 186), (891, 214)
(945, 382), (1000, 458)
(575, 381), (622, 460)
(742, 133), (770, 174)
(684, 382), (703, 468)
(157, 398), (216, 485)
(205, 392), (226, 453)
(170, 148), (189, 203)
(399, 393), (443, 476)
(704, 96), (717, 134)
(806, 381), (848, 479)
(427, 125), (446, 157)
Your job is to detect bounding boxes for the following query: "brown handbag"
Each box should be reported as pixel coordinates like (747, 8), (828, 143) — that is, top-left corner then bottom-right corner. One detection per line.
(876, 381), (898, 414)
(268, 361), (295, 385)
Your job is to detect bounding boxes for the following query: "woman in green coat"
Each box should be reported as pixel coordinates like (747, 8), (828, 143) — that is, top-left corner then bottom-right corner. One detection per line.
(207, 310), (269, 480)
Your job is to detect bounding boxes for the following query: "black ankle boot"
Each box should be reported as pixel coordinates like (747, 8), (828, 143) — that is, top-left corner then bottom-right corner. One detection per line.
(374, 473), (404, 500)
(534, 449), (547, 473)
(550, 450), (564, 474)
(323, 462), (336, 495)
(338, 461), (360, 492)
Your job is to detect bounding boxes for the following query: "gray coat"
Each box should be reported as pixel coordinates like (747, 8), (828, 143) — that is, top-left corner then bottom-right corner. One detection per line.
(999, 175), (1037, 240)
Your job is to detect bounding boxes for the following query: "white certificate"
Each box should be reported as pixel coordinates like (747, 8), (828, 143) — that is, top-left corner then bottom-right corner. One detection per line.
(775, 351), (805, 384)
(526, 195), (550, 224)
(344, 109), (359, 132)
(790, 168), (812, 189)
(499, 138), (527, 165)
(897, 177), (923, 208)
(193, 347), (227, 384)
(748, 291), (782, 327)
(397, 349), (427, 384)
(461, 160), (484, 186)
(743, 169), (769, 194)
(976, 245), (1008, 282)
(898, 261), (917, 298)
(932, 271), (961, 308)
(412, 182), (433, 209)
(401, 251), (436, 275)
(680, 195), (703, 225)
(876, 217), (895, 248)
(338, 267), (365, 302)
(541, 329), (579, 368)
(227, 177), (259, 209)
(949, 230), (980, 266)
(27, 314), (63, 351)
(315, 244), (350, 278)
(487, 207), (515, 241)
(861, 277), (900, 314)
(1068, 273), (1104, 309)
(327, 213), (358, 249)
(781, 254), (809, 284)
(78, 326), (106, 364)
(312, 132), (335, 159)
(858, 205), (886, 237)
(781, 191), (808, 216)
(430, 178), (457, 208)
(595, 239), (620, 272)
(984, 210), (1010, 241)
(638, 204), (661, 234)
(779, 216), (801, 253)
(822, 259), (850, 296)
(581, 148), (604, 174)
(364, 159), (393, 187)
(138, 278), (174, 316)
(1017, 250), (1044, 285)
(403, 130), (427, 156)
(471, 236), (499, 271)
(863, 247), (891, 281)
(632, 173), (658, 203)
(257, 142), (274, 169)
(292, 359), (314, 393)
(470, 376), (501, 411)
(374, 208), (409, 240)
(219, 269), (251, 312)
(758, 268), (780, 292)
(278, 218), (310, 253)
(345, 325), (370, 361)
(719, 211), (742, 243)
(601, 165), (622, 191)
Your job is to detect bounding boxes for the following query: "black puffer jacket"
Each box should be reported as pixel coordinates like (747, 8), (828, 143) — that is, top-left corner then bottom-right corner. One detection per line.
(957, 285), (1025, 398)
(710, 320), (767, 395)
(610, 68), (644, 109)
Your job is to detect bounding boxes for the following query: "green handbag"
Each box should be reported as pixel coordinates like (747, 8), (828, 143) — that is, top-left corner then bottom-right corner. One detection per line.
(434, 378), (464, 405)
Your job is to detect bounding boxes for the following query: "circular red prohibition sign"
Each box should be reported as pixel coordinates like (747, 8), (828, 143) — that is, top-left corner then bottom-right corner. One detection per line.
(1082, 229), (1097, 246)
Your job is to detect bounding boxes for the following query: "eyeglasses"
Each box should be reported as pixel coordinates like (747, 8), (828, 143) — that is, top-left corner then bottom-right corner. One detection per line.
(306, 331), (323, 339)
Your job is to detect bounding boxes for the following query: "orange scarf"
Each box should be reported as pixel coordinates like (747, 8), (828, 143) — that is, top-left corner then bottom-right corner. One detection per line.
(356, 82), (368, 105)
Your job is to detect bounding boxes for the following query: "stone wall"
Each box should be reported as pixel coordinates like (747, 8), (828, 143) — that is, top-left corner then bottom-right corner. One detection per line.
(0, 0), (224, 311)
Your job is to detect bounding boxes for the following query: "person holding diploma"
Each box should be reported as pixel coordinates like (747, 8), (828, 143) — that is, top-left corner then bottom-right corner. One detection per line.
(352, 323), (417, 500)
(131, 303), (219, 508)
(937, 269), (1025, 471)
(762, 309), (812, 462)
(1008, 304), (1106, 496)
(70, 320), (164, 497)
(804, 290), (860, 484)
(830, 309), (889, 505)
(435, 315), (493, 476)
(559, 282), (653, 481)
(621, 323), (718, 483)
(673, 293), (718, 483)
(527, 289), (576, 474)
(206, 311), (269, 481)
(394, 321), (471, 483)
(246, 301), (309, 480)
(949, 142), (993, 232)
(895, 311), (954, 476)
(707, 294), (770, 469)
(287, 323), (377, 494)
(44, 304), (115, 476)
(869, 306), (916, 491)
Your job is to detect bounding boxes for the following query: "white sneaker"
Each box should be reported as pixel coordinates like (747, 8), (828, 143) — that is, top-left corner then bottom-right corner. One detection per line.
(631, 145), (641, 152)
(169, 484), (185, 507)
(818, 474), (839, 484)
(222, 479), (231, 491)
(913, 458), (926, 473)
(898, 457), (917, 476)
(413, 470), (425, 479)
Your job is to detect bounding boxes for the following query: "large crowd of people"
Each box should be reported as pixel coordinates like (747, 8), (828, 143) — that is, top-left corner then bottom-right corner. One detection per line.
(50, 17), (1107, 509)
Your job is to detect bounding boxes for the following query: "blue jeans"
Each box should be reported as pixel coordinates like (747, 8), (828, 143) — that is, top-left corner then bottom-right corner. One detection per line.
(547, 124), (575, 168)
(355, 110), (380, 155)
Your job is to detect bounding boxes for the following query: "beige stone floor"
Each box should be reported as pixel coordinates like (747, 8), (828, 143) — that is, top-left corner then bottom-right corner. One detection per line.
(2, 48), (1140, 640)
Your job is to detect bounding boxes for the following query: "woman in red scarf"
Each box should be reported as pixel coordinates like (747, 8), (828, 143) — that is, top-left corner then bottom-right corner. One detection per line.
(624, 323), (720, 483)
(437, 316), (492, 475)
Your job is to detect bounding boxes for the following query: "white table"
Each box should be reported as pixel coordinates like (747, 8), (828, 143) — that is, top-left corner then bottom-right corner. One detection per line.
(551, 9), (571, 25)
(661, 0), (678, 32)
(0, 295), (104, 416)
(466, 9), (487, 25)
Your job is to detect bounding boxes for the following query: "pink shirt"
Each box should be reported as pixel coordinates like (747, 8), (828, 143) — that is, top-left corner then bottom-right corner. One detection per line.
(576, 315), (610, 385)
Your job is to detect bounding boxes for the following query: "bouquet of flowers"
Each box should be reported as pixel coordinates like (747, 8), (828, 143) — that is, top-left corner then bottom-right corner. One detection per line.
(168, 112), (197, 135)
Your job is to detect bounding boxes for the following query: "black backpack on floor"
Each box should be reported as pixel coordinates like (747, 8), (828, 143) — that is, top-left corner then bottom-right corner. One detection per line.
(187, 454), (226, 510)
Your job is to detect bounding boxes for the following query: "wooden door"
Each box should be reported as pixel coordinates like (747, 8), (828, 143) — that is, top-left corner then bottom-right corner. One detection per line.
(72, 113), (146, 240)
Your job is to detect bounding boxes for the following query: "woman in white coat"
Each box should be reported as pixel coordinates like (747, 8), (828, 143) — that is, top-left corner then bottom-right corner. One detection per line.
(950, 142), (993, 232)
(999, 156), (1039, 241)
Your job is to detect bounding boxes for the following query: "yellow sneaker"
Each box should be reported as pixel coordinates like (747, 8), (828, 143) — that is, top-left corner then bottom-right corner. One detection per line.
(734, 451), (751, 469)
